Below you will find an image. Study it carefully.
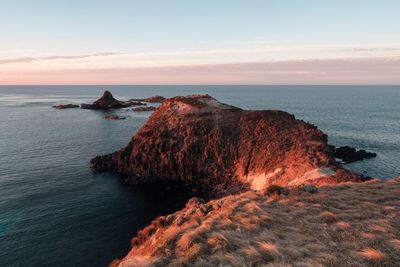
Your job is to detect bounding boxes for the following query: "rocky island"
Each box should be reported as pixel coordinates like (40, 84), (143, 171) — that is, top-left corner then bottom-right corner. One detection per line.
(102, 114), (126, 120)
(81, 90), (138, 110)
(52, 104), (79, 109)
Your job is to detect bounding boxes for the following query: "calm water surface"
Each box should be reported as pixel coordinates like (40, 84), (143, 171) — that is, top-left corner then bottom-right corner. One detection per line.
(0, 85), (399, 266)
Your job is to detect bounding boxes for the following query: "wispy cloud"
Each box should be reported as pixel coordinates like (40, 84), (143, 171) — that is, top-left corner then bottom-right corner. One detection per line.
(1, 56), (399, 85)
(341, 47), (400, 52)
(0, 52), (121, 64)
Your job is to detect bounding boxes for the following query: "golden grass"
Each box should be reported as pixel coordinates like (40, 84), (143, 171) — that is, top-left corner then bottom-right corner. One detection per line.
(356, 247), (385, 261)
(336, 221), (351, 229)
(257, 241), (280, 254)
(116, 179), (400, 267)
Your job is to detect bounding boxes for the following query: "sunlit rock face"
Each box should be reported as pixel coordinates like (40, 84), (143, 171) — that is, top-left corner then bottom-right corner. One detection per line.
(91, 94), (363, 196)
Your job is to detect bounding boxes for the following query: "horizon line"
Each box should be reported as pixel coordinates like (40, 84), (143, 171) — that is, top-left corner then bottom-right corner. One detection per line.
(1, 84), (399, 87)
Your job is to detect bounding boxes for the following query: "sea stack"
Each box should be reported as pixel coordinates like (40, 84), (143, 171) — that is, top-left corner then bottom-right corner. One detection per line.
(81, 91), (131, 110)
(91, 94), (364, 196)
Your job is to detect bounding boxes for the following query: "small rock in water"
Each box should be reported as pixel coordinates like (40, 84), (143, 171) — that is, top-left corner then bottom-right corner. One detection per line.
(102, 114), (126, 120)
(52, 104), (79, 109)
(331, 145), (377, 164)
(132, 106), (157, 112)
(144, 95), (165, 103)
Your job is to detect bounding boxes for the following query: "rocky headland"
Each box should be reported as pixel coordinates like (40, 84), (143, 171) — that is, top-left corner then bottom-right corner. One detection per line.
(91, 94), (365, 197)
(90, 94), (386, 266)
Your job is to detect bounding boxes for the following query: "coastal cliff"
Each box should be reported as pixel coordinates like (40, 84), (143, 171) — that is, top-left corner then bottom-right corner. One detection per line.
(91, 94), (363, 196)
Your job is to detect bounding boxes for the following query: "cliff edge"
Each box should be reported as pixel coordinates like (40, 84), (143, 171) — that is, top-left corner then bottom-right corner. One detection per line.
(112, 178), (400, 267)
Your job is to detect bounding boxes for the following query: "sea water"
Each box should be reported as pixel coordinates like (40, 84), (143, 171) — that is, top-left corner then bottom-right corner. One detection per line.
(0, 85), (399, 266)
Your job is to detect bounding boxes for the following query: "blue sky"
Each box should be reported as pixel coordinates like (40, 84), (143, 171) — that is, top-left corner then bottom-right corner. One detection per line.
(0, 0), (399, 84)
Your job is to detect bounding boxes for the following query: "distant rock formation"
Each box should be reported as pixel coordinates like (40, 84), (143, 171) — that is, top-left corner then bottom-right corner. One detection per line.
(81, 91), (132, 110)
(91, 94), (365, 197)
(144, 95), (165, 103)
(102, 114), (126, 120)
(127, 101), (147, 106)
(330, 145), (377, 163)
(132, 106), (157, 112)
(52, 104), (79, 109)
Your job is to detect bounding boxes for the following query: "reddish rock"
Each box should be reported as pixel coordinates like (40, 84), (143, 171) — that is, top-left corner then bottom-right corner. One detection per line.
(81, 91), (132, 110)
(102, 114), (126, 120)
(91, 94), (366, 197)
(132, 106), (157, 112)
(144, 95), (165, 103)
(52, 104), (79, 109)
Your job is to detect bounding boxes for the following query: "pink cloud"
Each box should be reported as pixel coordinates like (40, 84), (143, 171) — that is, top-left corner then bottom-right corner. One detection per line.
(0, 52), (121, 64)
(1, 57), (399, 85)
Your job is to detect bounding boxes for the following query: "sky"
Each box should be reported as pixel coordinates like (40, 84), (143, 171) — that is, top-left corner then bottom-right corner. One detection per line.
(0, 0), (399, 85)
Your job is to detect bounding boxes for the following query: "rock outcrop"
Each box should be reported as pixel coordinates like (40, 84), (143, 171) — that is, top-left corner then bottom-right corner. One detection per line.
(128, 101), (147, 106)
(91, 94), (365, 196)
(144, 95), (165, 103)
(330, 145), (377, 163)
(132, 106), (157, 112)
(81, 91), (132, 110)
(102, 114), (126, 120)
(52, 104), (79, 109)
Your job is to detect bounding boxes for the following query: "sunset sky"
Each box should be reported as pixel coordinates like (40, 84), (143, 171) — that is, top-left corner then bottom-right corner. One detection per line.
(1, 0), (399, 85)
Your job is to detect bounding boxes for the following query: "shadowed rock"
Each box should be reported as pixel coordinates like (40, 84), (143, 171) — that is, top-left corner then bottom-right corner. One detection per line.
(127, 101), (147, 106)
(144, 95), (165, 103)
(330, 145), (377, 164)
(102, 114), (126, 120)
(91, 94), (366, 197)
(132, 106), (157, 112)
(81, 91), (132, 110)
(52, 104), (79, 109)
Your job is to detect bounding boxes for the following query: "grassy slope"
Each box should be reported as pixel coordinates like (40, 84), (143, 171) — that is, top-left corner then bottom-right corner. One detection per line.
(114, 178), (400, 267)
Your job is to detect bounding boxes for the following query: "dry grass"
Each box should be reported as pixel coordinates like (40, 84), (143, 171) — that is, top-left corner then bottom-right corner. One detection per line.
(116, 179), (400, 267)
(356, 247), (385, 261)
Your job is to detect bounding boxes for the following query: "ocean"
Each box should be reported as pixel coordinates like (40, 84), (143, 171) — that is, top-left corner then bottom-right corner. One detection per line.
(0, 85), (399, 266)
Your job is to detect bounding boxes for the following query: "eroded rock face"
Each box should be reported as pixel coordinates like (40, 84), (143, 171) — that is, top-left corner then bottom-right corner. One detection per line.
(81, 91), (132, 110)
(91, 94), (364, 196)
